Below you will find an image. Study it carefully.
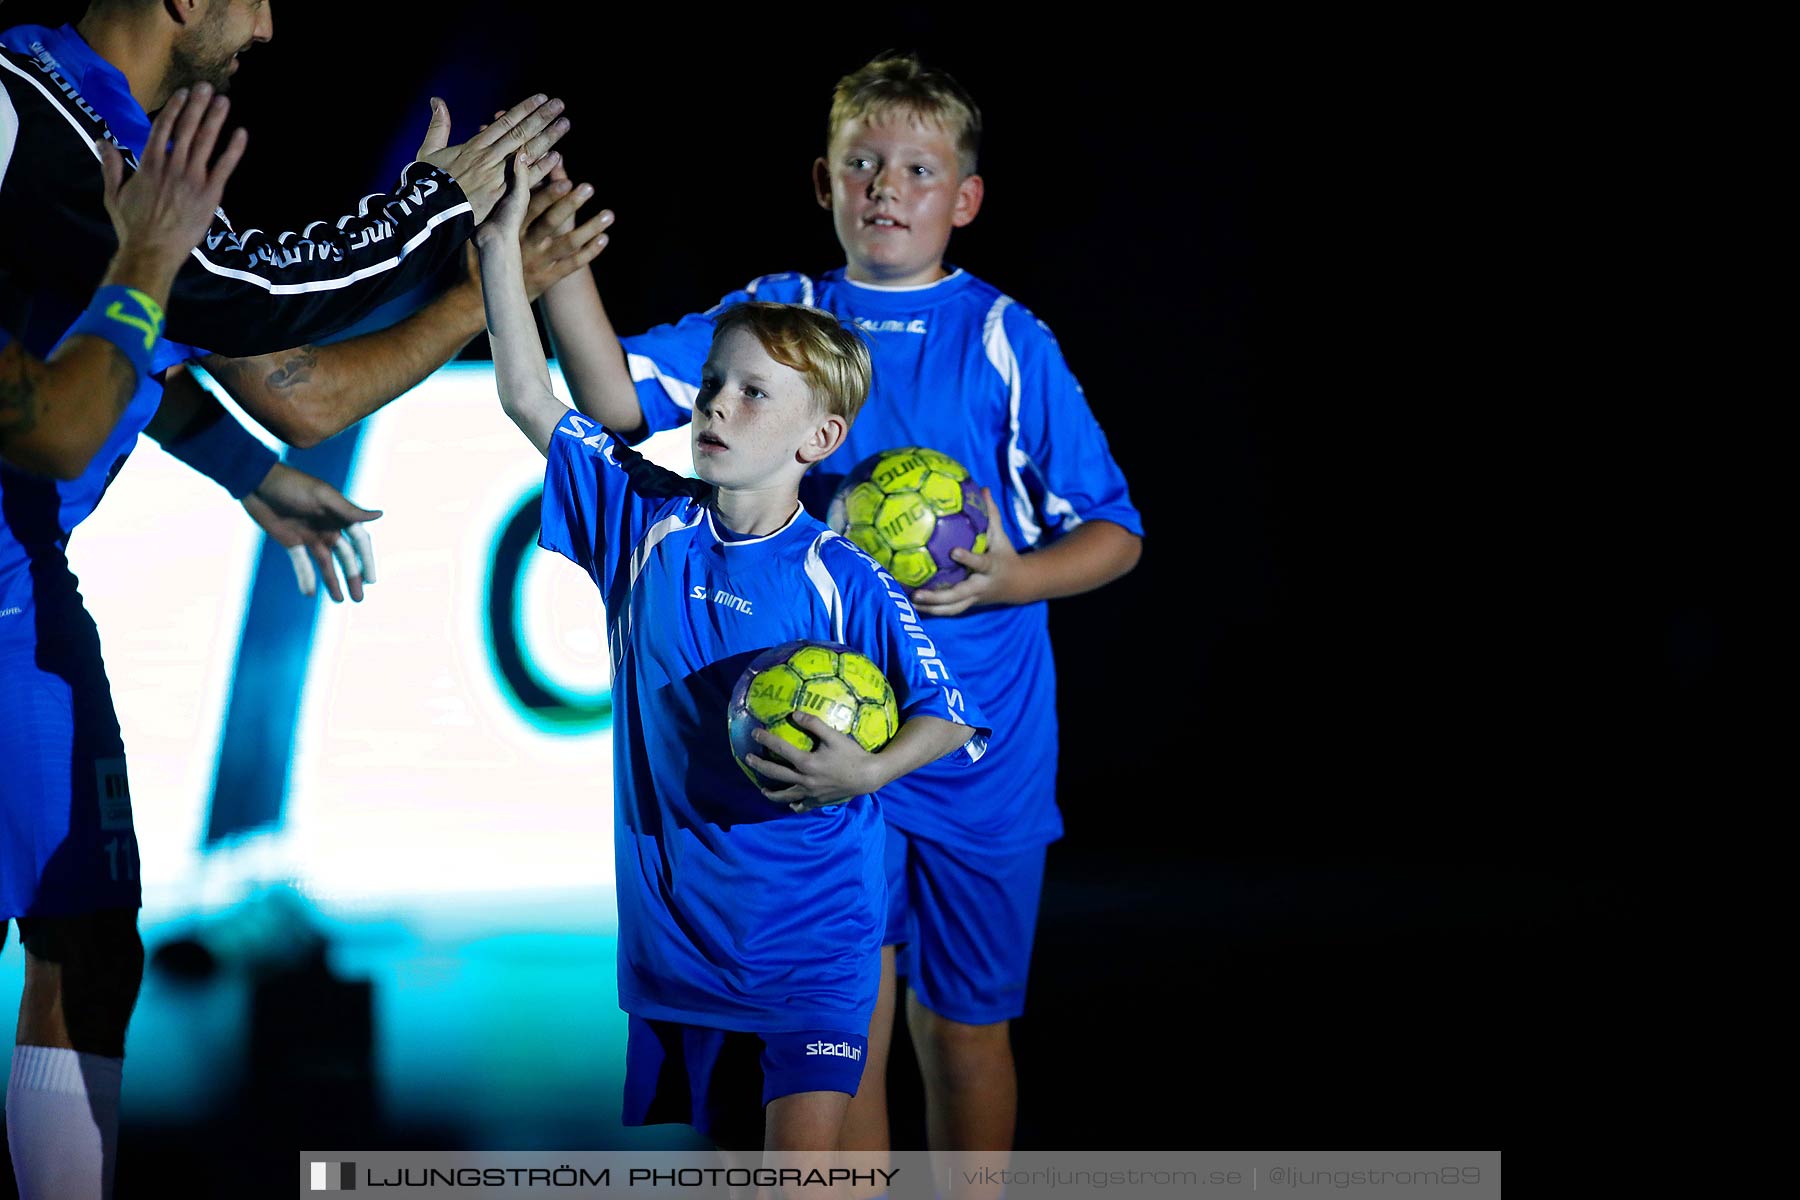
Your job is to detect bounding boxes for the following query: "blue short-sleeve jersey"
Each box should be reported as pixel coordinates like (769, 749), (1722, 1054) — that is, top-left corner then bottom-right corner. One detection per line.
(538, 410), (989, 1033)
(620, 268), (1143, 848)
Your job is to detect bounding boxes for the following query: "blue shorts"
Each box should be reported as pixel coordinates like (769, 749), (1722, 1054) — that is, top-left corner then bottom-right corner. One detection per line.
(622, 1016), (868, 1140)
(883, 824), (1046, 1025)
(0, 643), (141, 922)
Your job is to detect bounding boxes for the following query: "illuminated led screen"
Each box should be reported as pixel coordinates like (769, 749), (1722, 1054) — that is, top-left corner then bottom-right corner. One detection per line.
(64, 363), (689, 920)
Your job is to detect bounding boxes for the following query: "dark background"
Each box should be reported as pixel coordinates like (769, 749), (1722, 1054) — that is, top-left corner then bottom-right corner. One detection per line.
(3, 0), (1701, 1180)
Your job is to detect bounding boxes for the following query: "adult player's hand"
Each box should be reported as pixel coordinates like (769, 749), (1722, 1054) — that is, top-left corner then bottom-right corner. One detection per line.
(416, 95), (569, 224)
(912, 488), (1020, 616)
(745, 712), (879, 813)
(242, 463), (382, 603)
(101, 82), (247, 280)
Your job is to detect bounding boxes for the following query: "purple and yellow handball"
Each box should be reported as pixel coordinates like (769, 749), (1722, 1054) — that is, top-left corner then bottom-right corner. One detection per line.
(827, 447), (990, 594)
(729, 640), (900, 788)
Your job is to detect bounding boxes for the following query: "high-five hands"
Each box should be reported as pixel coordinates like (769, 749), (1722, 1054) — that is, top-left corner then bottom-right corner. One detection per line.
(416, 94), (571, 224)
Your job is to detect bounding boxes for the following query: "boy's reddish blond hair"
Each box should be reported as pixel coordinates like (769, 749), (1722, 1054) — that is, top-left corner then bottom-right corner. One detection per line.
(712, 303), (872, 425)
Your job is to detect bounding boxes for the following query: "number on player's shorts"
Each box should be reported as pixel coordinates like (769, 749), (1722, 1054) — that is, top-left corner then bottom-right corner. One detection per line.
(103, 837), (138, 882)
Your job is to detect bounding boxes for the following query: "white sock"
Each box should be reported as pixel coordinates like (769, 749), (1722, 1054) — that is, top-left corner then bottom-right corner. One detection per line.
(6, 1045), (123, 1199)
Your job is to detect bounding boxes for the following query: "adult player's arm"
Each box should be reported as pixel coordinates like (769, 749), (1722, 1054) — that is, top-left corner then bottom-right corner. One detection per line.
(159, 95), (570, 359)
(197, 275), (487, 449)
(141, 360), (273, 495)
(0, 335), (137, 479)
(1, 87), (242, 478)
(204, 171), (610, 450)
(476, 156), (565, 457)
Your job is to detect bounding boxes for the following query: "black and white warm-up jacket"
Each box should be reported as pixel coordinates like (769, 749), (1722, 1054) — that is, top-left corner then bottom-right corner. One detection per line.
(0, 42), (474, 358)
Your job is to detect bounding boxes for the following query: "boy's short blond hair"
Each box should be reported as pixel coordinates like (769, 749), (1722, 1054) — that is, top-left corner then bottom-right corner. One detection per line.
(827, 54), (982, 177)
(712, 303), (872, 426)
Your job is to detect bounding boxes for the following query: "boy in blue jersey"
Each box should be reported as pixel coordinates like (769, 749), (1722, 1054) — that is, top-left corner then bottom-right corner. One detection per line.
(474, 154), (991, 1154)
(527, 57), (1143, 1171)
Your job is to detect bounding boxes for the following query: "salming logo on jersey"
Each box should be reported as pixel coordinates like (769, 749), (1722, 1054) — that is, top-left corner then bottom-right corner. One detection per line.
(557, 411), (609, 450)
(689, 585), (753, 615)
(880, 577), (956, 691)
(384, 176), (441, 220)
(26, 40), (105, 133)
(829, 536), (971, 725)
(806, 1040), (863, 1060)
(852, 317), (928, 335)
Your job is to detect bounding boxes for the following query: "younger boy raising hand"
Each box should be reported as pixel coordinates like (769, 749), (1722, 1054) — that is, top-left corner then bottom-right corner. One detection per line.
(474, 154), (990, 1154)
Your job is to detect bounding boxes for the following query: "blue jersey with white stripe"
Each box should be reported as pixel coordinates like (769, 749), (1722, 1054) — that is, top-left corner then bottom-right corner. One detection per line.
(538, 411), (989, 1032)
(621, 268), (1143, 848)
(0, 23), (198, 655)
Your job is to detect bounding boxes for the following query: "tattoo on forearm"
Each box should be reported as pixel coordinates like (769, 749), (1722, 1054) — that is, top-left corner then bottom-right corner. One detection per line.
(0, 347), (43, 439)
(265, 346), (320, 391)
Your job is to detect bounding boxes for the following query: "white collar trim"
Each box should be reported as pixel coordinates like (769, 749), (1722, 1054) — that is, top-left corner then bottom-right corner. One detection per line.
(840, 269), (965, 293)
(706, 501), (805, 546)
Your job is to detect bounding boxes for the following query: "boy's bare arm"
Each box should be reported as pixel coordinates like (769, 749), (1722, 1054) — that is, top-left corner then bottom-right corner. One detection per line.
(747, 712), (973, 813)
(912, 488), (1143, 617)
(865, 715), (975, 788)
(476, 153), (570, 457)
(541, 270), (644, 438)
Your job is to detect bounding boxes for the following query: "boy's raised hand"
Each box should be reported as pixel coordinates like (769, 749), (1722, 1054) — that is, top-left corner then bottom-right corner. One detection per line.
(912, 488), (1020, 616)
(462, 133), (615, 300)
(475, 151), (534, 245)
(746, 713), (879, 813)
